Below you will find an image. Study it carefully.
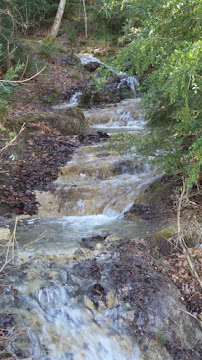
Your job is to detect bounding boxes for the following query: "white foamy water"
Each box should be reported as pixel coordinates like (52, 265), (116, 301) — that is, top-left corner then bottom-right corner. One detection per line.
(53, 91), (82, 109)
(16, 212), (150, 257)
(92, 114), (145, 131)
(26, 285), (140, 360)
(116, 75), (139, 96)
(84, 98), (146, 132)
(75, 53), (102, 65)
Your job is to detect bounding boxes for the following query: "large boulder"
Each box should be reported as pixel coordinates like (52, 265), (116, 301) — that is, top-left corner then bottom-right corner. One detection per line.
(18, 107), (88, 135)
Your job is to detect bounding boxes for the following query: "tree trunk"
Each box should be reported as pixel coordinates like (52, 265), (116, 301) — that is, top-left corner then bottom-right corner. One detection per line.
(47, 0), (66, 41)
(82, 0), (88, 38)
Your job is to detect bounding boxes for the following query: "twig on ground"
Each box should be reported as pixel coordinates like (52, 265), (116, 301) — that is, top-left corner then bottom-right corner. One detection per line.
(21, 230), (47, 250)
(0, 218), (18, 272)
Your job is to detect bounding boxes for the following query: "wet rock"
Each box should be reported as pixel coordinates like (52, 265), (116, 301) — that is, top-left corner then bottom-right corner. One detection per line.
(76, 131), (109, 145)
(97, 300), (107, 312)
(84, 295), (95, 312)
(0, 227), (10, 241)
(83, 61), (101, 72)
(91, 283), (105, 297)
(89, 262), (101, 280)
(106, 290), (116, 308)
(124, 202), (156, 221)
(81, 73), (137, 106)
(150, 225), (177, 255)
(96, 151), (111, 158)
(12, 340), (33, 358)
(81, 235), (107, 250)
(139, 340), (172, 360)
(59, 53), (79, 66)
(104, 235), (122, 243)
(114, 160), (146, 175)
(87, 283), (106, 310)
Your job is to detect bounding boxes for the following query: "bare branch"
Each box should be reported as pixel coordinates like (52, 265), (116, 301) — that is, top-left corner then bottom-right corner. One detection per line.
(0, 123), (25, 159)
(0, 217), (18, 273)
(0, 65), (46, 84)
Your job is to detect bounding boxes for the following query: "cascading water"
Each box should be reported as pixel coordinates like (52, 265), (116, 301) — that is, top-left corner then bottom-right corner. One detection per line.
(25, 284), (140, 360)
(76, 53), (139, 96)
(75, 53), (102, 66)
(84, 98), (146, 131)
(53, 91), (82, 109)
(4, 54), (160, 360)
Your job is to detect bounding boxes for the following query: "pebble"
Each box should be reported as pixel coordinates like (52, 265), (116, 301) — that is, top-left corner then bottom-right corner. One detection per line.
(106, 291), (116, 308)
(0, 227), (11, 241)
(84, 295), (95, 312)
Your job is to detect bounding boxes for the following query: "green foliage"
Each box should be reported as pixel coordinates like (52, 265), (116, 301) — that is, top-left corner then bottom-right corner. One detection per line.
(1, 0), (59, 32)
(113, 0), (202, 188)
(104, 132), (138, 156)
(82, 0), (131, 42)
(157, 331), (167, 345)
(39, 42), (63, 59)
(0, 46), (24, 121)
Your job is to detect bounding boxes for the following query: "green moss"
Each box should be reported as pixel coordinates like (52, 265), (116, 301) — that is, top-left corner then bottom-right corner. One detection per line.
(18, 107), (88, 135)
(150, 224), (177, 255)
(42, 89), (62, 106)
(157, 331), (167, 346)
(158, 225), (177, 239)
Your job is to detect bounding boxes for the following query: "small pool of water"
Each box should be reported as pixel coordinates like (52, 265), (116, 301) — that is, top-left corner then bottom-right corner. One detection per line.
(14, 214), (149, 255)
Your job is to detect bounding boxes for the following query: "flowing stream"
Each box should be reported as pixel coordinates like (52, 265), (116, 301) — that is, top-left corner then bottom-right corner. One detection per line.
(3, 55), (160, 360)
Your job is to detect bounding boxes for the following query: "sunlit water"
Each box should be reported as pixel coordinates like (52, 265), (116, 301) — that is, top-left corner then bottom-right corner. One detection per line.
(4, 54), (159, 360)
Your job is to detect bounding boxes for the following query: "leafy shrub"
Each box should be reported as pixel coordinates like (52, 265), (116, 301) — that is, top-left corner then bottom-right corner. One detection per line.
(0, 43), (24, 120)
(113, 0), (202, 188)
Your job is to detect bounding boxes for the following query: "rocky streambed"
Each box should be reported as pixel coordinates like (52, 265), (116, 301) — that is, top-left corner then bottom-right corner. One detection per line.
(1, 231), (201, 360)
(0, 54), (201, 360)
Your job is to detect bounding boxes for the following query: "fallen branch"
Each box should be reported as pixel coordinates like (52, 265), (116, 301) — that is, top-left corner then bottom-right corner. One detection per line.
(0, 65), (46, 84)
(0, 123), (25, 159)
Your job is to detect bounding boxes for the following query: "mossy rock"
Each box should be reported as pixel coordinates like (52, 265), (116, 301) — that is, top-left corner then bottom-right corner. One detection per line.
(139, 339), (172, 360)
(18, 107), (88, 135)
(151, 225), (177, 255)
(137, 176), (176, 209)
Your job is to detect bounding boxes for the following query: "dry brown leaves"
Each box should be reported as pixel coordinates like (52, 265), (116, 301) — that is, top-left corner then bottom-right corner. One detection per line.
(154, 247), (202, 314)
(6, 57), (89, 122)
